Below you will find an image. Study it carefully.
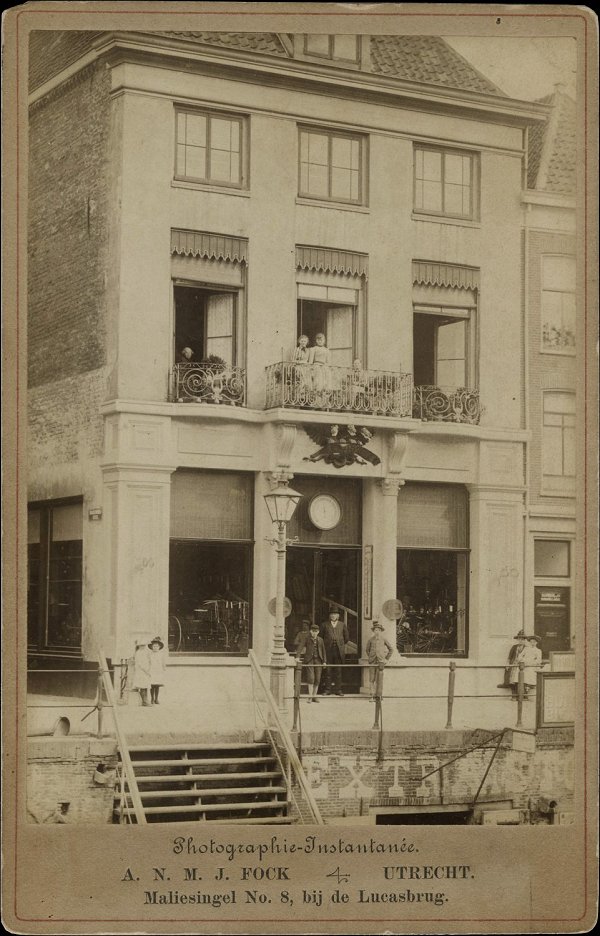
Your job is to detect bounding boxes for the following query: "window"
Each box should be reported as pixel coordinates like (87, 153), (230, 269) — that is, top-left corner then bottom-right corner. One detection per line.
(413, 305), (475, 388)
(28, 501), (83, 654)
(297, 282), (359, 366)
(304, 34), (359, 63)
(534, 540), (572, 657)
(542, 391), (575, 492)
(396, 484), (469, 656)
(414, 146), (478, 220)
(174, 285), (237, 366)
(175, 109), (247, 188)
(541, 255), (576, 353)
(169, 471), (253, 655)
(299, 128), (366, 204)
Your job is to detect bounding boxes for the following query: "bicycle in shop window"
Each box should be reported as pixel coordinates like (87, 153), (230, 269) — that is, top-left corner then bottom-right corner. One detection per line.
(168, 598), (249, 653)
(396, 608), (461, 655)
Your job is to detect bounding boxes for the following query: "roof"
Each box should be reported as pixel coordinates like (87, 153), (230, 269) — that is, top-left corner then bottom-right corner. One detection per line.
(29, 30), (507, 100)
(527, 89), (576, 194)
(369, 35), (506, 97)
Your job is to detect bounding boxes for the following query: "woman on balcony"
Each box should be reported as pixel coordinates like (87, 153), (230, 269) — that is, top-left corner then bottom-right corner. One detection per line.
(309, 333), (332, 406)
(290, 334), (311, 403)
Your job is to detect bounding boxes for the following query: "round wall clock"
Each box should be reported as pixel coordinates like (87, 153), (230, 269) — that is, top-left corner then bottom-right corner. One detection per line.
(308, 493), (342, 531)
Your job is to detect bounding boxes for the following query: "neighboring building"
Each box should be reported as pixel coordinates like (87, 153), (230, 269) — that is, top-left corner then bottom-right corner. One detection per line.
(523, 87), (577, 661)
(26, 32), (577, 823)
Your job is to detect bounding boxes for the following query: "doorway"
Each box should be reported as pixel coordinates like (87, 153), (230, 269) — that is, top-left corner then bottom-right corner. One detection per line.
(285, 546), (361, 694)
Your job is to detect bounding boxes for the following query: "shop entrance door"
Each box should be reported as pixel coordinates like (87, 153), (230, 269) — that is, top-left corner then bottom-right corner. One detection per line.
(285, 546), (361, 694)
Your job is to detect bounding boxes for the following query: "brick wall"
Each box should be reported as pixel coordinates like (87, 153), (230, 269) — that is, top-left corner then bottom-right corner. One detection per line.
(28, 59), (112, 486)
(29, 31), (104, 92)
(527, 230), (577, 506)
(296, 729), (573, 821)
(27, 737), (118, 825)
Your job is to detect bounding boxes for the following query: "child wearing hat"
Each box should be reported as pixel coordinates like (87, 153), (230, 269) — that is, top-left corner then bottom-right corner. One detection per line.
(132, 641), (152, 706)
(148, 636), (166, 705)
(366, 621), (394, 700)
(521, 634), (543, 696)
(296, 622), (327, 702)
(506, 631), (528, 696)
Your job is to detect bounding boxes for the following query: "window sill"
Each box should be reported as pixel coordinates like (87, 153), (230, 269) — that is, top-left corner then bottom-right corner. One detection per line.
(540, 348), (576, 357)
(296, 197), (369, 214)
(412, 212), (480, 229)
(171, 179), (251, 198)
(540, 487), (576, 499)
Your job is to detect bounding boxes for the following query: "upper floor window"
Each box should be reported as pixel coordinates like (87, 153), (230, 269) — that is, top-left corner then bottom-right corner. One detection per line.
(542, 390), (575, 494)
(413, 305), (476, 389)
(304, 34), (359, 63)
(175, 109), (247, 188)
(414, 146), (479, 220)
(299, 128), (366, 205)
(541, 255), (576, 354)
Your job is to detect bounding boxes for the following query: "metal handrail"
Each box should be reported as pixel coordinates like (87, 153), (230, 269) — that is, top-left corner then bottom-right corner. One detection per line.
(248, 650), (323, 825)
(96, 648), (146, 824)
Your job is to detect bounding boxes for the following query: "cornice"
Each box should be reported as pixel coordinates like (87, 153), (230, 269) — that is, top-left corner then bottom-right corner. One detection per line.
(30, 31), (550, 128)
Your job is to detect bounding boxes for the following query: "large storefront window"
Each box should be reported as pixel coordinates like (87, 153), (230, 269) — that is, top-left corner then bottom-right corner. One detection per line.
(168, 470), (253, 654)
(28, 500), (83, 655)
(396, 484), (469, 656)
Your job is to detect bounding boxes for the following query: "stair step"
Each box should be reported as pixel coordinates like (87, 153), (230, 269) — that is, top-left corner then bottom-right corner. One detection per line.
(132, 771), (283, 785)
(133, 786), (287, 800)
(140, 816), (295, 826)
(128, 756), (277, 769)
(128, 742), (271, 754)
(123, 800), (290, 816)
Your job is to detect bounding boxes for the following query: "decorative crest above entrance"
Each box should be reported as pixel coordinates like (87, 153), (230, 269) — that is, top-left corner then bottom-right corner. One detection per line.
(303, 424), (380, 469)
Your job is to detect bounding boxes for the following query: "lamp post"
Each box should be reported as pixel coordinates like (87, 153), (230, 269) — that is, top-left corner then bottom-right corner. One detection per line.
(263, 482), (302, 710)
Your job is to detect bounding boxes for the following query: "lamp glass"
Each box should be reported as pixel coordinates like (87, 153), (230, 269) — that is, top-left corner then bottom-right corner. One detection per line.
(264, 484), (302, 524)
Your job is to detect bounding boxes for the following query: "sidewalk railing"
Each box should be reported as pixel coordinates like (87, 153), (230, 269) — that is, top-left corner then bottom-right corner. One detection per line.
(248, 649), (323, 825)
(291, 660), (534, 763)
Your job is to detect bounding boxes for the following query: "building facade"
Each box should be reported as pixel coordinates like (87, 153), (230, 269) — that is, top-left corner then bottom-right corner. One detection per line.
(28, 31), (574, 723)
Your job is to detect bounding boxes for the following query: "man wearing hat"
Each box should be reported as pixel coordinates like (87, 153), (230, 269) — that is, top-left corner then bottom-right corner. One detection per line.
(295, 621), (327, 702)
(365, 621), (394, 700)
(506, 631), (528, 696)
(321, 610), (349, 696)
(148, 636), (166, 705)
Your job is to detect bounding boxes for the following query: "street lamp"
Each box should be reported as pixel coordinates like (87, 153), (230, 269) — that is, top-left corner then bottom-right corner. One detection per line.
(264, 482), (302, 710)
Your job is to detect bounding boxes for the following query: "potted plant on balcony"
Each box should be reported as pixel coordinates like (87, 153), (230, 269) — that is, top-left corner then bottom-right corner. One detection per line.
(199, 354), (227, 372)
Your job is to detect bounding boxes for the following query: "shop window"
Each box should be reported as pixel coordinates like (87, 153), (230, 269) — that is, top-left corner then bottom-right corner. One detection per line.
(413, 305), (475, 388)
(396, 484), (469, 656)
(168, 471), (253, 654)
(174, 284), (237, 366)
(28, 501), (83, 654)
(297, 283), (359, 367)
(542, 391), (575, 493)
(304, 35), (360, 63)
(175, 108), (247, 188)
(414, 146), (479, 220)
(299, 128), (366, 205)
(541, 255), (576, 353)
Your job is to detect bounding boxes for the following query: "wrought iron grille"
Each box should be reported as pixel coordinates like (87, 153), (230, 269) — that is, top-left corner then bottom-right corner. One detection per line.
(171, 363), (246, 405)
(265, 362), (413, 417)
(413, 385), (481, 424)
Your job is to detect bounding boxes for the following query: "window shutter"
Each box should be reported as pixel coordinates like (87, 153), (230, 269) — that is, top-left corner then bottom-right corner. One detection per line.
(171, 471), (253, 541)
(397, 484), (468, 549)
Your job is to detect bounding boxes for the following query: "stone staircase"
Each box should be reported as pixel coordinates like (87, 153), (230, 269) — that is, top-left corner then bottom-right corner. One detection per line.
(115, 739), (293, 824)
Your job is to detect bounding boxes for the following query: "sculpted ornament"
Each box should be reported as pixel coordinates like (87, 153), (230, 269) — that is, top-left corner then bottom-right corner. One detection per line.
(304, 424), (381, 469)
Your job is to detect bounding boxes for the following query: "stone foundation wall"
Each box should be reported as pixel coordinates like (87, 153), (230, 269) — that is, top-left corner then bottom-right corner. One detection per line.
(27, 737), (118, 825)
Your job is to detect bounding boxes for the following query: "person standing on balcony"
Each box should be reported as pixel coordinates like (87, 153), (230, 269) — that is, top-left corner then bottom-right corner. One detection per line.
(291, 334), (311, 399)
(321, 609), (348, 696)
(291, 334), (310, 364)
(296, 622), (327, 702)
(366, 621), (394, 700)
(309, 332), (332, 404)
(177, 346), (194, 363)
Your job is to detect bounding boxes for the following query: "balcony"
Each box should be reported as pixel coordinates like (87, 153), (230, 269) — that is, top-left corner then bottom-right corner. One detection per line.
(265, 362), (413, 418)
(171, 363), (246, 406)
(413, 385), (481, 424)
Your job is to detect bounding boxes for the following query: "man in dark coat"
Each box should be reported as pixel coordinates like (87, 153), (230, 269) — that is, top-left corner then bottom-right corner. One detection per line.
(321, 610), (349, 696)
(296, 622), (327, 702)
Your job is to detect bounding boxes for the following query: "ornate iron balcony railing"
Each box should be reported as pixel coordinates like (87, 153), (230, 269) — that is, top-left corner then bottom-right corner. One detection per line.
(413, 385), (481, 424)
(265, 362), (414, 417)
(171, 363), (246, 405)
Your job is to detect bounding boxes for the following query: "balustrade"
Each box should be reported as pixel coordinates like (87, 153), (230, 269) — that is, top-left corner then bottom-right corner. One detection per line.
(171, 363), (246, 405)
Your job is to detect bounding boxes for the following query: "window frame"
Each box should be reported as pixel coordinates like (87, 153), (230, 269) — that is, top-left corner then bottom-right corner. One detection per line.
(413, 303), (477, 389)
(540, 253), (576, 356)
(28, 497), (83, 657)
(413, 145), (480, 221)
(303, 34), (360, 64)
(541, 389), (576, 495)
(296, 270), (366, 365)
(172, 280), (242, 369)
(174, 106), (249, 190)
(298, 126), (368, 207)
